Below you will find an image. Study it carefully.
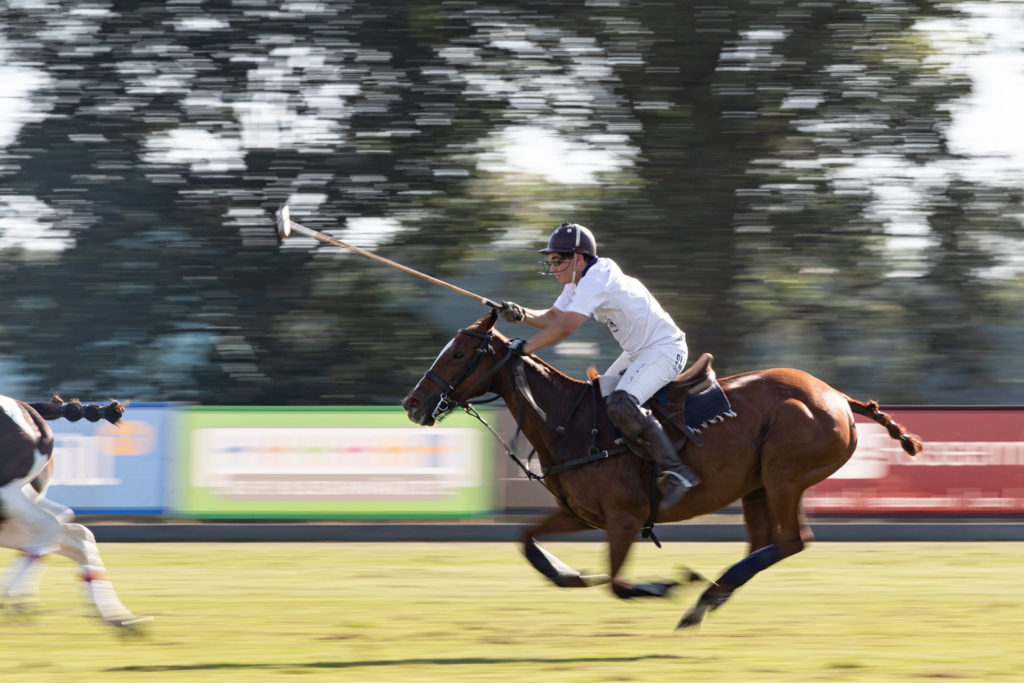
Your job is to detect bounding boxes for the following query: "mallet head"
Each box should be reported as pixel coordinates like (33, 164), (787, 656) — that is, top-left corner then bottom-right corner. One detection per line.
(276, 204), (292, 239)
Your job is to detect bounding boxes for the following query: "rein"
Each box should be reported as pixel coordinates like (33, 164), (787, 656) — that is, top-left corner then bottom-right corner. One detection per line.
(460, 362), (625, 536)
(421, 328), (657, 542)
(465, 366), (627, 484)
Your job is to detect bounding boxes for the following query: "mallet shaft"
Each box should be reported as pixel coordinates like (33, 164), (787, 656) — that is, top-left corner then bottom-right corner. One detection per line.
(281, 211), (501, 308)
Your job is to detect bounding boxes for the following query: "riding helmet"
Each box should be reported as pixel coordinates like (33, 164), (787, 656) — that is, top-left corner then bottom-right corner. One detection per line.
(538, 222), (597, 258)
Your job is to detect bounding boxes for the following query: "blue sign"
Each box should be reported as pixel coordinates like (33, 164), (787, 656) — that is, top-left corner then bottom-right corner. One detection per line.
(45, 403), (179, 514)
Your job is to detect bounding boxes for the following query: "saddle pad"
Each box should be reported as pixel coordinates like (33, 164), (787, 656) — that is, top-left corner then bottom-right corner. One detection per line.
(655, 379), (736, 433)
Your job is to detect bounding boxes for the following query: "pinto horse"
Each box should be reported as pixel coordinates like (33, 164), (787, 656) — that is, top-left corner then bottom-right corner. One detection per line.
(402, 310), (923, 629)
(0, 395), (149, 631)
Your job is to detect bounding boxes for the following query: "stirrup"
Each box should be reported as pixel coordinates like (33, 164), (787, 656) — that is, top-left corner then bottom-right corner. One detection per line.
(657, 471), (692, 510)
(659, 470), (696, 491)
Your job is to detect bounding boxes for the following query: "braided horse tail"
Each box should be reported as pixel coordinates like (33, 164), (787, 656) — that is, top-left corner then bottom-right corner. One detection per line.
(27, 395), (126, 425)
(847, 398), (924, 456)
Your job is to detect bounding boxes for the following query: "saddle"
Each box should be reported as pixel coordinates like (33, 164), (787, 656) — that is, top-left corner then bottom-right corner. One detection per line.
(588, 352), (716, 447)
(662, 352), (716, 397)
(650, 353), (715, 446)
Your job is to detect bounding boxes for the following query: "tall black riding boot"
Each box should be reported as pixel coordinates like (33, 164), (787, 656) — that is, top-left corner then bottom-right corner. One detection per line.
(637, 414), (702, 512)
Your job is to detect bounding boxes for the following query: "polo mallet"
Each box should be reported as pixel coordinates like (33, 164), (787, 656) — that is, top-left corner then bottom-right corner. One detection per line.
(276, 205), (502, 309)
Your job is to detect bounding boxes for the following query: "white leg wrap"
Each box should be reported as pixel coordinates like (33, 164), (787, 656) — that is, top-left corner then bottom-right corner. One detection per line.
(36, 497), (74, 523)
(1, 516), (145, 626)
(59, 524), (145, 625)
(82, 578), (133, 622)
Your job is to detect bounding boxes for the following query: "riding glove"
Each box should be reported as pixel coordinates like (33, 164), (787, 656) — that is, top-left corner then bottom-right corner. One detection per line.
(499, 301), (526, 323)
(508, 338), (529, 356)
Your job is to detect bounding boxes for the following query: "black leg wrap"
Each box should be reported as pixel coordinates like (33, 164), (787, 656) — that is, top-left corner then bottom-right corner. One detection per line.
(524, 539), (566, 583)
(523, 539), (598, 587)
(623, 564), (710, 599)
(626, 581), (678, 598)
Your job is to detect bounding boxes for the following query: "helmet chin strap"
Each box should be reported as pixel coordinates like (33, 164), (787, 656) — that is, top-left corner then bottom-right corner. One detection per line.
(570, 226), (581, 283)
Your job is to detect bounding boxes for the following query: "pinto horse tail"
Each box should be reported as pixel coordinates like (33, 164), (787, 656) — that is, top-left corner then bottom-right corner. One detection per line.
(27, 395), (126, 425)
(847, 398), (924, 456)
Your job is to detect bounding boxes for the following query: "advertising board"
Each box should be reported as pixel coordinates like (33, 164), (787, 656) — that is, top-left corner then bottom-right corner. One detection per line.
(176, 406), (494, 518)
(805, 407), (1024, 514)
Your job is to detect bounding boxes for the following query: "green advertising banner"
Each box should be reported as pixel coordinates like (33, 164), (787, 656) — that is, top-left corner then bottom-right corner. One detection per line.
(176, 406), (495, 518)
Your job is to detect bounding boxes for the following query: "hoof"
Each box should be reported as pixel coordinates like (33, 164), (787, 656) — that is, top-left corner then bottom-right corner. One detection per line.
(680, 567), (709, 585)
(110, 614), (153, 637)
(579, 572), (611, 587)
(612, 579), (678, 599)
(552, 572), (590, 588)
(551, 569), (609, 588)
(2, 599), (41, 622)
(633, 581), (678, 598)
(676, 605), (707, 630)
(675, 590), (731, 631)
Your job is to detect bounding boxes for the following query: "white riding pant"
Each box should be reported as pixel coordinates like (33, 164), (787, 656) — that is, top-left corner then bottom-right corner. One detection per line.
(601, 336), (687, 406)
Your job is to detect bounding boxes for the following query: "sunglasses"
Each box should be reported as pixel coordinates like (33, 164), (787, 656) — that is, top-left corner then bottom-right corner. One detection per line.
(548, 255), (571, 267)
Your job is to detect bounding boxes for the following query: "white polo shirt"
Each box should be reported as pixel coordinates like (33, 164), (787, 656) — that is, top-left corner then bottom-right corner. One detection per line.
(552, 257), (684, 356)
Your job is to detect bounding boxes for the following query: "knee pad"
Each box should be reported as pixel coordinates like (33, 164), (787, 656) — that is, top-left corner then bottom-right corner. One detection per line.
(605, 390), (648, 440)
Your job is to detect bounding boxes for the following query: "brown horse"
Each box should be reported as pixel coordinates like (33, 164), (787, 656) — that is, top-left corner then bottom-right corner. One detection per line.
(0, 395), (149, 631)
(402, 310), (923, 629)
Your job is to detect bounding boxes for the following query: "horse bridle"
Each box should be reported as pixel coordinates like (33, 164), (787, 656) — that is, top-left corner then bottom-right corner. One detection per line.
(420, 329), (650, 538)
(423, 328), (510, 422)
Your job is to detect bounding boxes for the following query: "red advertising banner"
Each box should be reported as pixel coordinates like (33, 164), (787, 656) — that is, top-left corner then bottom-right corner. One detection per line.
(804, 407), (1024, 515)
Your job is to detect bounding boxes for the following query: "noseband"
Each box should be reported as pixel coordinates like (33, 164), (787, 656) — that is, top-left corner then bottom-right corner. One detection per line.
(423, 328), (508, 421)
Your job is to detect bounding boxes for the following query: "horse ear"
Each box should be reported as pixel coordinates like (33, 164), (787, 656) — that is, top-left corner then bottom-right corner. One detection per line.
(475, 307), (499, 332)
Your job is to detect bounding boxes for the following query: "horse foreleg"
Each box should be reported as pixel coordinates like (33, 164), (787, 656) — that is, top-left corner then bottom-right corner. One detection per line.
(606, 515), (679, 599)
(520, 509), (609, 588)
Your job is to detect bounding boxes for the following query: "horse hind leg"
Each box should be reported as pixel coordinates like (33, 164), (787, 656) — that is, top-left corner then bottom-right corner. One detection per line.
(739, 488), (774, 552)
(0, 517), (151, 631)
(2, 549), (46, 618)
(56, 522), (151, 632)
(677, 486), (811, 630)
(0, 481), (63, 557)
(0, 518), (57, 618)
(0, 472), (66, 603)
(1, 469), (75, 607)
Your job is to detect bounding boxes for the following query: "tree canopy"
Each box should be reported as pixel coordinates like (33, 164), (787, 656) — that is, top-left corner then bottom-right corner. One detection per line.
(1, 0), (1021, 404)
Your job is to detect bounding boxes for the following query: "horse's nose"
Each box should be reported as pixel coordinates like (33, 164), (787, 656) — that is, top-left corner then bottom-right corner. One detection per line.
(402, 395), (420, 411)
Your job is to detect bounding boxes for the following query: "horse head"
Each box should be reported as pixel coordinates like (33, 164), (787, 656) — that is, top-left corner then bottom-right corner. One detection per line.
(402, 309), (511, 426)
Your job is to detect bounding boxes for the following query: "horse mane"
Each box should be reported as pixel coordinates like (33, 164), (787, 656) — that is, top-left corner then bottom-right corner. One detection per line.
(491, 327), (588, 387)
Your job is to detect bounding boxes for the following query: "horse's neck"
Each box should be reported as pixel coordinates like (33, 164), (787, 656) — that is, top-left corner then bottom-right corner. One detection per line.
(501, 358), (590, 465)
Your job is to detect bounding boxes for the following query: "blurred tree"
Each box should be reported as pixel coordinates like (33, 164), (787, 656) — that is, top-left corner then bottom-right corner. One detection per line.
(0, 0), (1021, 404)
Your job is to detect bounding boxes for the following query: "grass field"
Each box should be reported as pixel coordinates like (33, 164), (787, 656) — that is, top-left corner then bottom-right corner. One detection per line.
(1, 541), (1022, 682)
